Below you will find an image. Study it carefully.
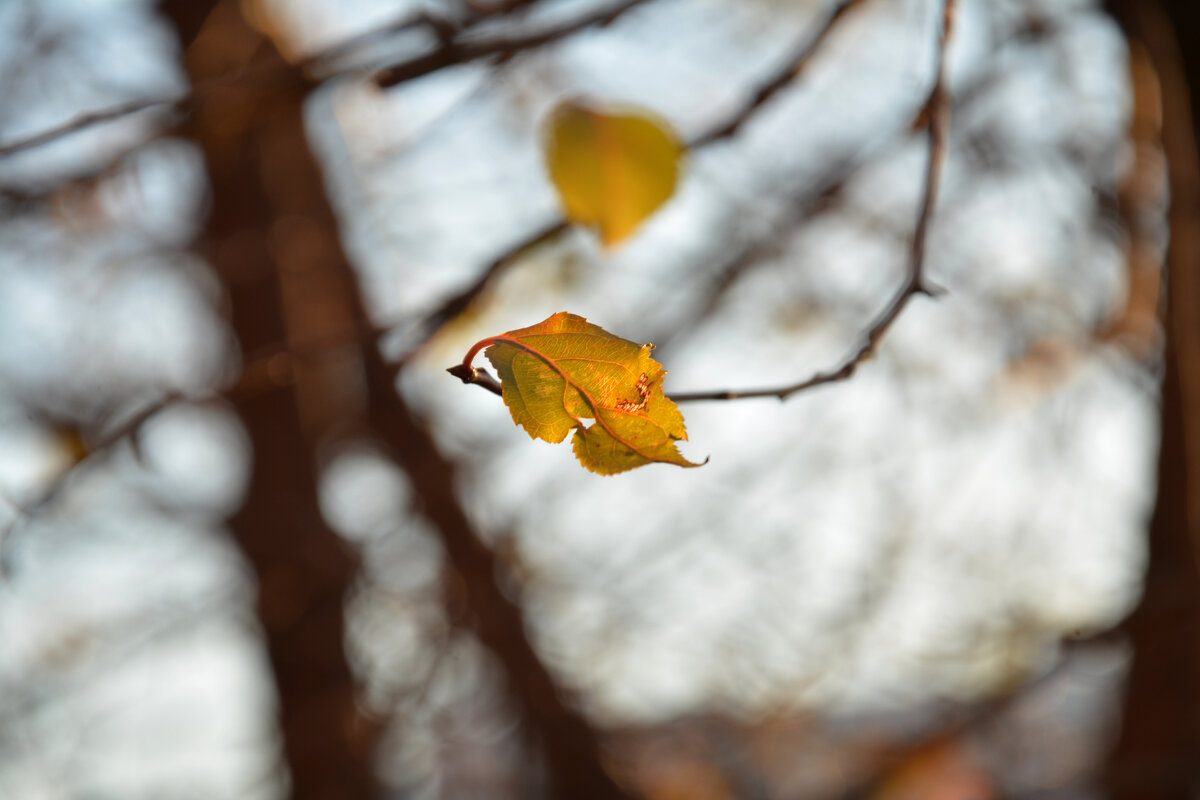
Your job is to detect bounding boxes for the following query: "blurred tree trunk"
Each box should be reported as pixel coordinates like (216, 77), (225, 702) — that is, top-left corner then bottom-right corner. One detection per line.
(157, 3), (633, 798)
(159, 3), (377, 798)
(1105, 2), (1200, 797)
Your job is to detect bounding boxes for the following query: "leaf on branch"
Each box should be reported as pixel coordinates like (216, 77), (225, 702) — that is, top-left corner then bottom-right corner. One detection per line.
(543, 100), (683, 247)
(453, 312), (704, 474)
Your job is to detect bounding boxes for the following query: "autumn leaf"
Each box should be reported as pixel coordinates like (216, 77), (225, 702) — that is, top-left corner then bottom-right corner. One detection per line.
(543, 100), (683, 247)
(451, 312), (704, 475)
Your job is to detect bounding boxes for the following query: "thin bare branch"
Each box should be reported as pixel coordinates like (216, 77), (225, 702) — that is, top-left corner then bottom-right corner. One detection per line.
(0, 393), (180, 576)
(688, 0), (868, 148)
(36, 396), (179, 507)
(397, 219), (568, 368)
(374, 0), (653, 88)
(0, 97), (183, 158)
(301, 0), (543, 78)
(0, 0), (620, 159)
(670, 0), (957, 403)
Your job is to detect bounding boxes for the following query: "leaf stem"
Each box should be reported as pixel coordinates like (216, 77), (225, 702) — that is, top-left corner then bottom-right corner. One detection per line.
(447, 337), (504, 394)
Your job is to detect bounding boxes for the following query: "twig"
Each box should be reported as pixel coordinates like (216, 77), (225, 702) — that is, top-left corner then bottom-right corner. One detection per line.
(25, 395), (179, 514)
(302, 11), (457, 75)
(670, 0), (957, 403)
(0, 97), (183, 158)
(0, 393), (179, 577)
(448, 364), (504, 395)
(374, 0), (653, 88)
(301, 0), (544, 78)
(688, 0), (868, 148)
(0, 0), (629, 159)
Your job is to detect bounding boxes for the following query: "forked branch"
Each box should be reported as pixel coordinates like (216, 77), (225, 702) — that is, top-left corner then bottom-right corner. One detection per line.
(0, 0), (650, 159)
(671, 0), (957, 403)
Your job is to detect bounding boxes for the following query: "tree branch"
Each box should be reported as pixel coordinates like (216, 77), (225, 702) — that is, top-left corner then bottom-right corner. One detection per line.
(0, 0), (629, 159)
(301, 0), (544, 78)
(372, 0), (654, 88)
(688, 0), (868, 148)
(0, 393), (180, 576)
(0, 97), (183, 159)
(669, 0), (956, 403)
(398, 219), (568, 369)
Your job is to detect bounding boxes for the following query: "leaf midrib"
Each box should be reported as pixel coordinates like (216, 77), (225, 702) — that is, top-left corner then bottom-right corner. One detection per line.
(495, 335), (671, 463)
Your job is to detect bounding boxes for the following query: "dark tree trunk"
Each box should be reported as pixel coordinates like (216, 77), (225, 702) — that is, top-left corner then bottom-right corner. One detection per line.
(1105, 2), (1200, 797)
(157, 3), (631, 798)
(355, 346), (639, 800)
(158, 3), (377, 798)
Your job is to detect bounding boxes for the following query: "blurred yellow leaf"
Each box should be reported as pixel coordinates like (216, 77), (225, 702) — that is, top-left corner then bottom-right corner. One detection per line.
(544, 100), (683, 247)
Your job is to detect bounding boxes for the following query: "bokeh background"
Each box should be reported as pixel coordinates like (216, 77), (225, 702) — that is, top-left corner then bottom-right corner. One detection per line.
(0, 0), (1194, 798)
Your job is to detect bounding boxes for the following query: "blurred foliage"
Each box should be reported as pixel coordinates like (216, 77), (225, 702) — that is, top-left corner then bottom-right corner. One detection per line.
(544, 99), (683, 246)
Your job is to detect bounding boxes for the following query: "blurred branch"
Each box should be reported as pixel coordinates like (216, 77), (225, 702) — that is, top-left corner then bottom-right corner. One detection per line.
(300, 18), (637, 794)
(0, 0), (640, 160)
(302, 0), (544, 77)
(372, 0), (654, 88)
(844, 631), (1123, 800)
(398, 220), (568, 368)
(0, 394), (179, 577)
(365, 380), (636, 799)
(345, 193), (637, 800)
(670, 0), (957, 403)
(0, 587), (240, 721)
(688, 0), (867, 148)
(0, 0), (857, 162)
(0, 97), (183, 158)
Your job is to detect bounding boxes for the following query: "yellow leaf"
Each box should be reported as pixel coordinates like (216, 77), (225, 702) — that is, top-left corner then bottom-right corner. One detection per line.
(454, 312), (705, 474)
(544, 100), (684, 247)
